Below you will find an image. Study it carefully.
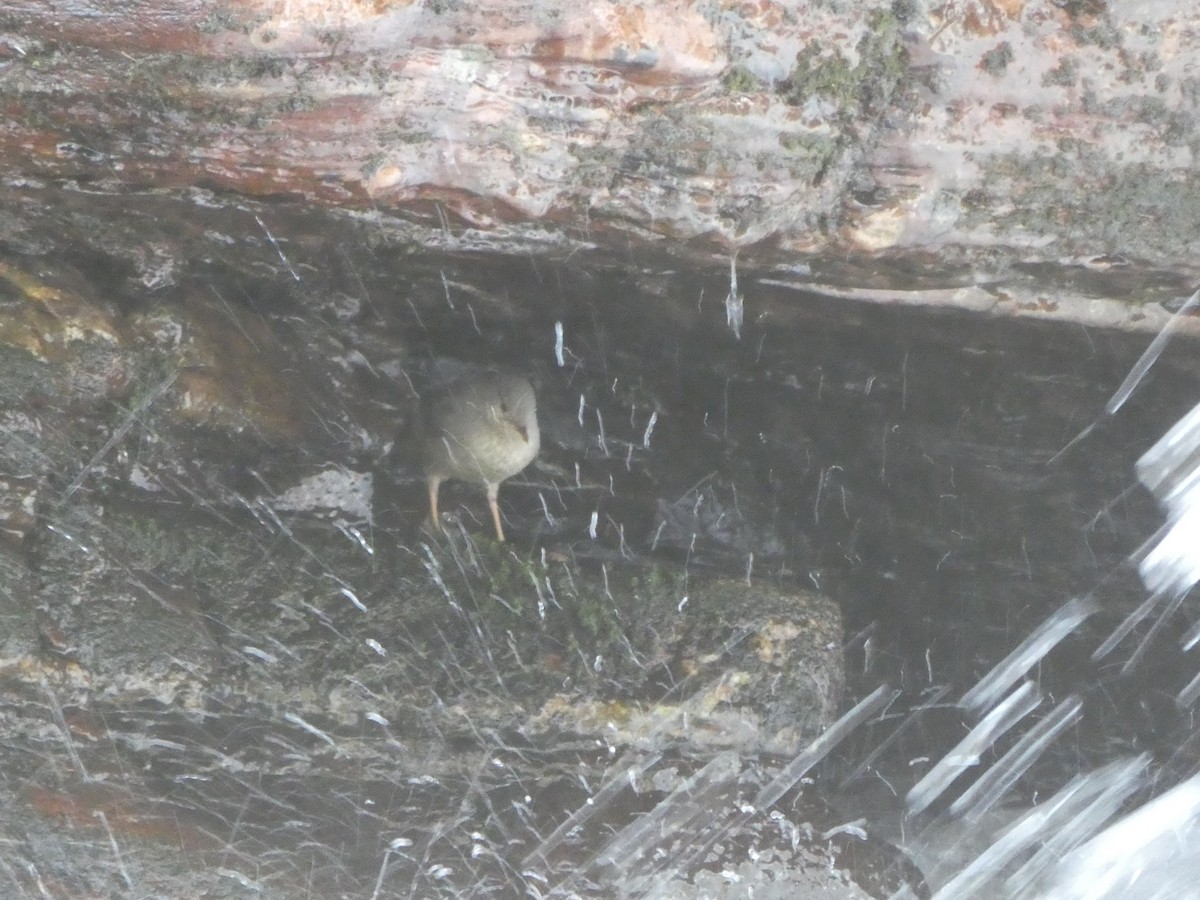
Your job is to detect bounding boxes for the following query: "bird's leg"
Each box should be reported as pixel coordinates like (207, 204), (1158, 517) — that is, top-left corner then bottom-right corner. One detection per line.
(428, 477), (445, 533)
(487, 482), (506, 542)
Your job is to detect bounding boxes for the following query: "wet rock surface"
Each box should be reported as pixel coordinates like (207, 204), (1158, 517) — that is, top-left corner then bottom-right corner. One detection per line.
(4, 512), (857, 896)
(0, 254), (935, 897)
(0, 217), (1196, 897)
(0, 221), (1198, 895)
(1, 3), (1199, 896)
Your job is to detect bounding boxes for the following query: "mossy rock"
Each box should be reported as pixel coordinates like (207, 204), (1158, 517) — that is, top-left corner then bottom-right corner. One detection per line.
(17, 497), (844, 756)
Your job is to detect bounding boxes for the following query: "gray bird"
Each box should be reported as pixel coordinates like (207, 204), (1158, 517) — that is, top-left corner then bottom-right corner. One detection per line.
(418, 372), (539, 542)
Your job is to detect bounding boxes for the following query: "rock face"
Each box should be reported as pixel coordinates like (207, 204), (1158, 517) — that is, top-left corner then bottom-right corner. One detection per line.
(1, 0), (1198, 306)
(0, 3), (1198, 897)
(0, 256), (900, 897)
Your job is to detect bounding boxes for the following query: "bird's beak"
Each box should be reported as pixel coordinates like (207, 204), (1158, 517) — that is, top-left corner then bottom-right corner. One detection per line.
(515, 424), (529, 442)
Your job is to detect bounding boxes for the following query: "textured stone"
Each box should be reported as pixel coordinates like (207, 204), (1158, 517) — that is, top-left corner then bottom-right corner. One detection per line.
(0, 0), (1196, 293)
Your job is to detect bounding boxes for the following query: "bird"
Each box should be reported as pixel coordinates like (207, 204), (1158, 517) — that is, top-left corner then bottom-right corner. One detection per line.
(417, 371), (539, 542)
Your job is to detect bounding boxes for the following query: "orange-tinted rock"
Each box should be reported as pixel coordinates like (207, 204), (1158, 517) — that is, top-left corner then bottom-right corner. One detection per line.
(538, 2), (725, 79)
(132, 291), (309, 442)
(24, 784), (217, 851)
(0, 262), (122, 361)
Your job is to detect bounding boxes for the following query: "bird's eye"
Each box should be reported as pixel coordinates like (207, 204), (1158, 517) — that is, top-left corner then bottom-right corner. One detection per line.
(500, 402), (509, 414)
